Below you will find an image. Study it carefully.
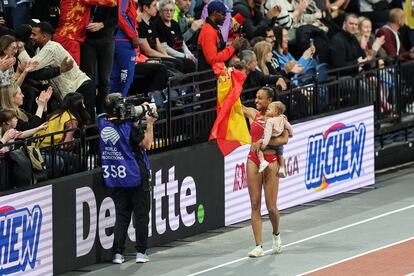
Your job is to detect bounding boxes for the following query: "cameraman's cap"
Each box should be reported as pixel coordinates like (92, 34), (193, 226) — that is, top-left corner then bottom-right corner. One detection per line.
(208, 1), (232, 15)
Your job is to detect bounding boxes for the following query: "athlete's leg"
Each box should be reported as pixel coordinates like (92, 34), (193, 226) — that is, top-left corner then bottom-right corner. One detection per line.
(247, 159), (263, 246)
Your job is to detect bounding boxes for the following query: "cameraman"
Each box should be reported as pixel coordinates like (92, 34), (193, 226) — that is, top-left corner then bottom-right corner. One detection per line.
(98, 93), (156, 264)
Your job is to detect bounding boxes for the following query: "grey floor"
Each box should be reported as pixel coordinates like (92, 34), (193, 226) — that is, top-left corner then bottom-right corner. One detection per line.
(63, 164), (414, 276)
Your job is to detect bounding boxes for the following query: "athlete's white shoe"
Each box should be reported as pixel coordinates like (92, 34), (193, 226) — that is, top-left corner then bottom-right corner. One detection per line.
(248, 245), (264, 257)
(258, 160), (270, 173)
(272, 233), (282, 254)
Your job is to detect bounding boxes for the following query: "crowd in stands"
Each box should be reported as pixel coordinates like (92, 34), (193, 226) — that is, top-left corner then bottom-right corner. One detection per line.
(1, 0), (414, 188)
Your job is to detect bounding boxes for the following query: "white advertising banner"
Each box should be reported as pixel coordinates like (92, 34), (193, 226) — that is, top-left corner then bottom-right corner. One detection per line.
(0, 185), (53, 275)
(224, 106), (375, 226)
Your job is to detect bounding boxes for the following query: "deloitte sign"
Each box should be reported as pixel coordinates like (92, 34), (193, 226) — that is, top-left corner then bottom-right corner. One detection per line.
(75, 166), (207, 257)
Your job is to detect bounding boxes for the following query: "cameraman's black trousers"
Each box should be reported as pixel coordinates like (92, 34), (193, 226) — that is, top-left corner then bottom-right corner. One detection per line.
(112, 184), (150, 255)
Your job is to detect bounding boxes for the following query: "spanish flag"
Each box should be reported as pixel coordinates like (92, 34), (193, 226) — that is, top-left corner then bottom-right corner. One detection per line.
(209, 63), (251, 156)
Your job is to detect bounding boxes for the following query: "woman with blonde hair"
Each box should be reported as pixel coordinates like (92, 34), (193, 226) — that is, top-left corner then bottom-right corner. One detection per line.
(0, 83), (51, 131)
(355, 16), (386, 60)
(253, 41), (273, 76)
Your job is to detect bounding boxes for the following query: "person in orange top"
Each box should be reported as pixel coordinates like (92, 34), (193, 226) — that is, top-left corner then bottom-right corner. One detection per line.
(54, 0), (117, 65)
(197, 1), (243, 71)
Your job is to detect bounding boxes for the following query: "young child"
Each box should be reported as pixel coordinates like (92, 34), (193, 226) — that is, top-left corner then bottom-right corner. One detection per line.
(257, 101), (293, 177)
(0, 109), (47, 152)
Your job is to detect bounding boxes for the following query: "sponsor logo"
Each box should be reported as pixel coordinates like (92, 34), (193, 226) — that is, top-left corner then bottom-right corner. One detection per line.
(286, 155), (299, 177)
(0, 205), (42, 275)
(233, 163), (247, 191)
(305, 123), (366, 190)
(153, 166), (204, 234)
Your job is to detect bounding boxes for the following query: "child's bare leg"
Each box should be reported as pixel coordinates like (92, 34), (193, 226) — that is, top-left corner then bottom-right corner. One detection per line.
(278, 155), (286, 178)
(258, 150), (269, 173)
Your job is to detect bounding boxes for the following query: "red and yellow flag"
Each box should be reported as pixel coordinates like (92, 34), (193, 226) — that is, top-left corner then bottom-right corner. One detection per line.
(209, 63), (251, 156)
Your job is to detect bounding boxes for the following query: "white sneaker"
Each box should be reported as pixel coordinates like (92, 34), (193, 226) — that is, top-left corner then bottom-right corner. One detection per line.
(278, 167), (286, 178)
(272, 233), (282, 254)
(248, 245), (264, 257)
(112, 253), (125, 264)
(136, 252), (150, 263)
(258, 160), (270, 173)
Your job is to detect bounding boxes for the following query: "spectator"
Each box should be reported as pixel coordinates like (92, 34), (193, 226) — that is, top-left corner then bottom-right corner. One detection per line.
(155, 0), (196, 73)
(376, 8), (414, 59)
(109, 0), (139, 97)
(173, 0), (204, 48)
(201, 0), (232, 42)
(138, 0), (188, 73)
(329, 13), (367, 75)
(53, 0), (117, 64)
(198, 1), (242, 71)
(34, 92), (91, 148)
(356, 16), (387, 60)
(81, 6), (118, 114)
(0, 35), (37, 87)
(0, 109), (47, 153)
(17, 22), (96, 120)
(239, 49), (287, 91)
(265, 0), (308, 31)
(232, 0), (280, 40)
(0, 84), (51, 131)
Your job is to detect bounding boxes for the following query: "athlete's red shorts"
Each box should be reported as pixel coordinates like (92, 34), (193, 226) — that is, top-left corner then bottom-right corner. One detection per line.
(248, 151), (278, 167)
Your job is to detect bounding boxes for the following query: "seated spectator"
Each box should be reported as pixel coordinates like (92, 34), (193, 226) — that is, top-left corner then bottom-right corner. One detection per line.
(34, 92), (91, 177)
(376, 8), (414, 59)
(239, 50), (287, 91)
(329, 13), (367, 75)
(173, 0), (204, 50)
(273, 26), (325, 84)
(17, 22), (96, 120)
(156, 0), (196, 73)
(232, 0), (280, 40)
(356, 16), (387, 60)
(0, 84), (52, 131)
(0, 109), (47, 152)
(34, 92), (91, 148)
(201, 0), (232, 42)
(0, 35), (38, 87)
(138, 0), (190, 73)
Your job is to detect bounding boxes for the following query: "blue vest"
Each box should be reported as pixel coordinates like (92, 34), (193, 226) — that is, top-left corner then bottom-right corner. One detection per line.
(98, 118), (141, 187)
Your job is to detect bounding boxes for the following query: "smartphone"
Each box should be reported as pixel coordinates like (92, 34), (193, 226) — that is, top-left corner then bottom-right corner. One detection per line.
(309, 38), (314, 47)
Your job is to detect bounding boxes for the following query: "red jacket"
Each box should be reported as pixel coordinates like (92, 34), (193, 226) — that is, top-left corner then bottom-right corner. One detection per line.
(198, 20), (235, 66)
(55, 0), (117, 42)
(376, 26), (411, 59)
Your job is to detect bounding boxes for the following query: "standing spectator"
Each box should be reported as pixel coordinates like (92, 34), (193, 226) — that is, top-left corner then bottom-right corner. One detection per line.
(109, 0), (139, 97)
(81, 6), (118, 113)
(18, 22), (96, 120)
(173, 0), (204, 48)
(201, 0), (232, 42)
(376, 8), (414, 58)
(198, 1), (242, 71)
(53, 0), (117, 65)
(329, 13), (367, 75)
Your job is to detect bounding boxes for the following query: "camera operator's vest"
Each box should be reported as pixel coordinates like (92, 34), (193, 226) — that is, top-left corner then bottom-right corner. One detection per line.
(98, 118), (141, 188)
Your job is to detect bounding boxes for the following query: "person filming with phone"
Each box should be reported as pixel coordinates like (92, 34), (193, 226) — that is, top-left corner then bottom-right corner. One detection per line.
(97, 93), (157, 264)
